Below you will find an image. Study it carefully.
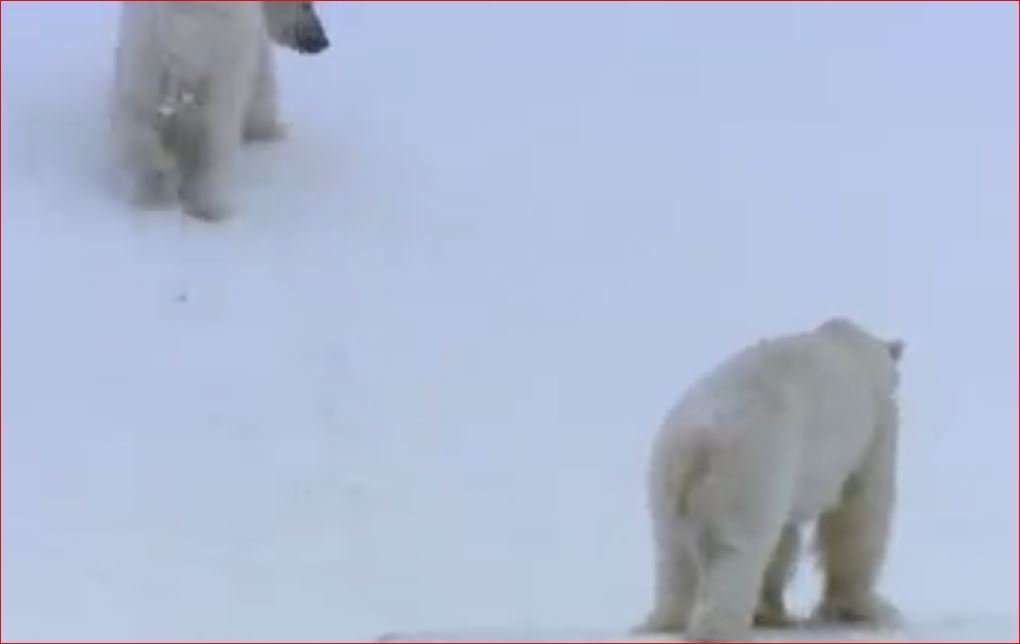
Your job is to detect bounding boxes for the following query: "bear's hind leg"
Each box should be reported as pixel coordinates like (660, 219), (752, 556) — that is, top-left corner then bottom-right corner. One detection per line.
(114, 113), (179, 209)
(686, 436), (795, 642)
(754, 523), (800, 628)
(688, 521), (781, 642)
(634, 518), (700, 634)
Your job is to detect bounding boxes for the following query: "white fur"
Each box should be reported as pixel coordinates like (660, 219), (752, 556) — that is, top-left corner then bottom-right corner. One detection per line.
(110, 2), (284, 220)
(637, 318), (904, 642)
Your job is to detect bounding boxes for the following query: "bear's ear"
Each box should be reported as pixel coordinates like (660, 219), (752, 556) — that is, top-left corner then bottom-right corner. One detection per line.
(887, 339), (905, 362)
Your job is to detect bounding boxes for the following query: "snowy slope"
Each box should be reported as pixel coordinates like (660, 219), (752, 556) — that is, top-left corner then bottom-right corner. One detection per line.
(2, 2), (1017, 642)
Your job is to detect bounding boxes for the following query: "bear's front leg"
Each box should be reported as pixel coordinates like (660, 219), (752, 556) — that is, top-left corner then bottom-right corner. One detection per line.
(243, 37), (286, 143)
(815, 406), (900, 627)
(178, 108), (238, 221)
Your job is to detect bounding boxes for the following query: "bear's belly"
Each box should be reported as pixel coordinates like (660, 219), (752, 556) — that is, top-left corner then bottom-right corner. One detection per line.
(788, 477), (846, 523)
(787, 427), (872, 523)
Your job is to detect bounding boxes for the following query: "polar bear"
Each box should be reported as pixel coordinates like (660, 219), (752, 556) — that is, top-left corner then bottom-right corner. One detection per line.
(110, 2), (329, 220)
(636, 318), (904, 642)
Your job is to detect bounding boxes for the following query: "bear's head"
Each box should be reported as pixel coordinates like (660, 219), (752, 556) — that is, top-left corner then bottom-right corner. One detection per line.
(817, 317), (905, 393)
(262, 2), (330, 55)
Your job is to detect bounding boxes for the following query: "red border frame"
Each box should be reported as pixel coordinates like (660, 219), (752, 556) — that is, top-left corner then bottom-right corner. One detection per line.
(0, 1), (1015, 643)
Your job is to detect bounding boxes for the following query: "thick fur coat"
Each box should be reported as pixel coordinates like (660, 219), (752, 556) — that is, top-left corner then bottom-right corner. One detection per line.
(637, 318), (905, 642)
(110, 1), (328, 220)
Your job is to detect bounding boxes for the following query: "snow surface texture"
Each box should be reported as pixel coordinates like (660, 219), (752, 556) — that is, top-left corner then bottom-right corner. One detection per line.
(2, 2), (1017, 642)
(379, 616), (1020, 643)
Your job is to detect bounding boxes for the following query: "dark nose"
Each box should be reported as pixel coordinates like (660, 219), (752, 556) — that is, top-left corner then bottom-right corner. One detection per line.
(298, 28), (329, 54)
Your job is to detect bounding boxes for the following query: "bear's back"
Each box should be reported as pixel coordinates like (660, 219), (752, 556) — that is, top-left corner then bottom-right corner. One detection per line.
(672, 329), (881, 454)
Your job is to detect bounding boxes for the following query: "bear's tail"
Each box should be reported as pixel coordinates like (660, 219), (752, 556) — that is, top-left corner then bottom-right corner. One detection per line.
(673, 439), (711, 518)
(650, 430), (712, 521)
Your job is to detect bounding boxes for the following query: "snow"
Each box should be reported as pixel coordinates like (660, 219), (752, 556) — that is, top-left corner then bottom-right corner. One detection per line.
(380, 616), (1020, 643)
(1, 1), (1017, 642)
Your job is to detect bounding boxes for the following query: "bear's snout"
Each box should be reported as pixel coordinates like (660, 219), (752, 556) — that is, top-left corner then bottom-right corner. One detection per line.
(296, 24), (329, 54)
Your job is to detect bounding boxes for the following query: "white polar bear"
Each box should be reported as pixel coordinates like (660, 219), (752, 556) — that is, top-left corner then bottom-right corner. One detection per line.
(110, 1), (329, 220)
(636, 318), (905, 642)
